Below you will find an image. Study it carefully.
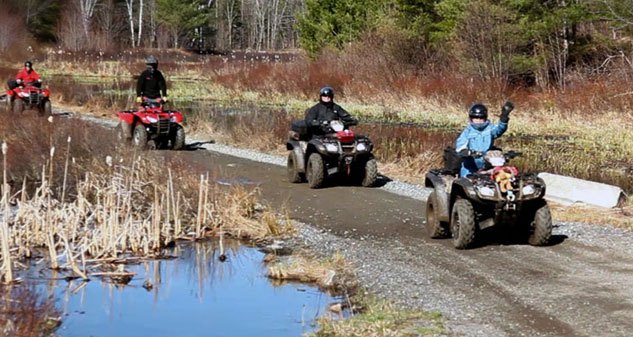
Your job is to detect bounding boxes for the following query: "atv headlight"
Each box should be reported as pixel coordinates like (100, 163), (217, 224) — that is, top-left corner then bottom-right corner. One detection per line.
(477, 186), (496, 197)
(170, 116), (178, 123)
(356, 143), (367, 152)
(522, 185), (536, 196)
(325, 143), (338, 152)
(18, 92), (29, 98)
(146, 116), (158, 123)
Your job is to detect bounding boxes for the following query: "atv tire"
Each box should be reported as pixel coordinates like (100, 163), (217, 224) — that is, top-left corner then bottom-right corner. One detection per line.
(132, 124), (148, 149)
(450, 198), (477, 249)
(172, 124), (185, 150)
(42, 100), (52, 116)
(287, 152), (304, 183)
(13, 99), (23, 114)
(360, 158), (378, 187)
(306, 153), (325, 189)
(426, 191), (449, 238)
(527, 201), (552, 246)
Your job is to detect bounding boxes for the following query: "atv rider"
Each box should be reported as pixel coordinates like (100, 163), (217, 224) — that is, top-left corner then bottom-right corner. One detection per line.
(136, 55), (168, 104)
(8, 60), (41, 89)
(455, 101), (514, 177)
(304, 86), (357, 137)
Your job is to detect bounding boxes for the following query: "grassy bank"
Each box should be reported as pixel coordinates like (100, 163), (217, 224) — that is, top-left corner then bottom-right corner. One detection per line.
(266, 251), (446, 337)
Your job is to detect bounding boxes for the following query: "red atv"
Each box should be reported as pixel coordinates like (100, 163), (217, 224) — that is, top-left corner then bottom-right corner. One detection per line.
(6, 80), (51, 115)
(116, 97), (185, 150)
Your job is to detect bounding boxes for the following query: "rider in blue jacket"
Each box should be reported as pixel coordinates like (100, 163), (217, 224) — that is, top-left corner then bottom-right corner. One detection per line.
(455, 101), (514, 177)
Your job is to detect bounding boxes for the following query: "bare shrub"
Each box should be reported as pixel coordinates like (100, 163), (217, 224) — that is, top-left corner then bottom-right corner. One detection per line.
(57, 2), (88, 52)
(0, 7), (29, 57)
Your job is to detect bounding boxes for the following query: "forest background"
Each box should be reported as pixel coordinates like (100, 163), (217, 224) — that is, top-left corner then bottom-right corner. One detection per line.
(1, 0), (633, 92)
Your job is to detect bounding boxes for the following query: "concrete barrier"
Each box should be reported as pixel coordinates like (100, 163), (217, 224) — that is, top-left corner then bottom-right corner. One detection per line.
(538, 172), (627, 208)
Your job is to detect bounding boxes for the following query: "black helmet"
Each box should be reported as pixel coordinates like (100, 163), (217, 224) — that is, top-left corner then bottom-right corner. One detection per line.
(319, 86), (334, 98)
(24, 60), (32, 68)
(145, 55), (158, 65)
(468, 103), (488, 119)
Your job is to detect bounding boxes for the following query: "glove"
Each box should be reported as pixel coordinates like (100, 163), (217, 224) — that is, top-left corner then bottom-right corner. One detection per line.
(500, 101), (514, 123)
(135, 96), (142, 103)
(162, 96), (169, 103)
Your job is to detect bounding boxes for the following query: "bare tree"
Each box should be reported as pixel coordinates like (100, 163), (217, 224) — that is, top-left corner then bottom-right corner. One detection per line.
(454, 0), (519, 84)
(137, 0), (144, 45)
(79, 0), (99, 38)
(125, 0), (137, 47)
(0, 8), (27, 52)
(57, 2), (87, 51)
(94, 0), (127, 50)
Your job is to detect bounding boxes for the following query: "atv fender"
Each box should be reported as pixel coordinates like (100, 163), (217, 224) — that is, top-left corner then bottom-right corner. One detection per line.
(449, 178), (479, 212)
(286, 139), (306, 173)
(425, 173), (451, 223)
(117, 112), (136, 125)
(307, 139), (327, 155)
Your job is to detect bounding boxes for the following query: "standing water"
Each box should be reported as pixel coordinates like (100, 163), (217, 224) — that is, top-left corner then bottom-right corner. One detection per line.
(26, 242), (336, 337)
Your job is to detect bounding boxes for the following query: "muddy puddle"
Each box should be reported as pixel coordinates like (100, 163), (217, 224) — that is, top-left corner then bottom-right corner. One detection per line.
(21, 241), (337, 337)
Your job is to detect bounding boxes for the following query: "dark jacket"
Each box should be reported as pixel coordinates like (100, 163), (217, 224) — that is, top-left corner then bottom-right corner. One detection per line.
(136, 68), (167, 98)
(304, 101), (357, 136)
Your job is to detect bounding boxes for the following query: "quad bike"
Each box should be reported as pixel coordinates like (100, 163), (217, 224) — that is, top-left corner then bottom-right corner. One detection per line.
(424, 148), (552, 249)
(116, 97), (185, 150)
(6, 80), (51, 115)
(286, 119), (377, 188)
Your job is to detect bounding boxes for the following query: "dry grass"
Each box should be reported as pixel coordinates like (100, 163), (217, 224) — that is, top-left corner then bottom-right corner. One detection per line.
(266, 251), (356, 293)
(310, 293), (445, 337)
(0, 112), (292, 284)
(550, 202), (633, 230)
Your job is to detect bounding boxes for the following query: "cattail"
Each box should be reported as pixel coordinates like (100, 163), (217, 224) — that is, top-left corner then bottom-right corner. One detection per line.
(47, 116), (53, 123)
(106, 156), (112, 167)
(50, 146), (55, 158)
(1, 142), (7, 155)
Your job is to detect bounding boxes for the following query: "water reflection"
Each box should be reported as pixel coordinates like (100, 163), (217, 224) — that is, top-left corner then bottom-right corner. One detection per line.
(42, 241), (334, 337)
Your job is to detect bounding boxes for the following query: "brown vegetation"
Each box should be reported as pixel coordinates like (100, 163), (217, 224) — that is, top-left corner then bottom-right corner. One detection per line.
(0, 112), (290, 285)
(0, 285), (60, 337)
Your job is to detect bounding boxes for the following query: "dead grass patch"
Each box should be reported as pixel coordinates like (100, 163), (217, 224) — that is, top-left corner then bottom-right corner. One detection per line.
(266, 252), (357, 293)
(310, 293), (446, 337)
(550, 202), (633, 230)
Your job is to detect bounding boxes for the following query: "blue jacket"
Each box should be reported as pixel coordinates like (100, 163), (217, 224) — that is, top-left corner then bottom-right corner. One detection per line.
(455, 121), (508, 176)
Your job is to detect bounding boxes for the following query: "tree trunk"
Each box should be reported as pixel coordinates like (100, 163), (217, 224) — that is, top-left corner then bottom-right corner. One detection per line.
(137, 0), (144, 46)
(125, 0), (136, 47)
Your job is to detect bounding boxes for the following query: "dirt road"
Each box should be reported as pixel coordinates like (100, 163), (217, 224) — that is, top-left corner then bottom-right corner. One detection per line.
(173, 146), (633, 337)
